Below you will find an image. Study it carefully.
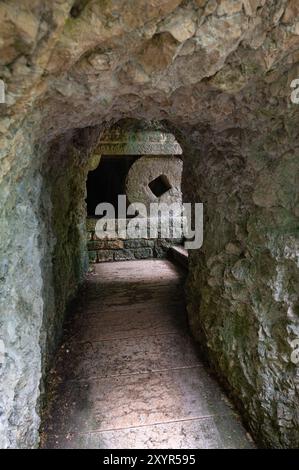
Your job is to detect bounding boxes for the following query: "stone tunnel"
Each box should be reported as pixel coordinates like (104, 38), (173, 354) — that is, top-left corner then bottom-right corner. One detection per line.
(0, 0), (299, 449)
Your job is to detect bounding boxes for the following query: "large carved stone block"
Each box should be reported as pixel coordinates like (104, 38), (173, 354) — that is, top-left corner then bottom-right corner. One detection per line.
(125, 156), (183, 209)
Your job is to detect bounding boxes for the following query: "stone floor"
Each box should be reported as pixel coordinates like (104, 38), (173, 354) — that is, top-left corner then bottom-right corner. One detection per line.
(41, 259), (254, 449)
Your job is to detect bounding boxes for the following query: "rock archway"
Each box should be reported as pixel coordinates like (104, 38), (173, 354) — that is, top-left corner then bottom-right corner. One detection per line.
(1, 0), (299, 448)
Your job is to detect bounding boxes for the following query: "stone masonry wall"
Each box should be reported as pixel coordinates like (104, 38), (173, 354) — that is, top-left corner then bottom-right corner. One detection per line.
(86, 217), (183, 263)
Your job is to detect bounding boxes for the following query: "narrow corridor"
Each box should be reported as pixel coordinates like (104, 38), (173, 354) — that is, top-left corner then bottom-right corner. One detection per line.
(41, 260), (253, 449)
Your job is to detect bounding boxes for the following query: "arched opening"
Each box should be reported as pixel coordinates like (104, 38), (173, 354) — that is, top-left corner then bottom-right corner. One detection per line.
(84, 122), (186, 265)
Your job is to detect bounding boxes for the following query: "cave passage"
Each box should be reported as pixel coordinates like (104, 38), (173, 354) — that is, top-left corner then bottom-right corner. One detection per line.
(41, 259), (253, 449)
(2, 0), (299, 450)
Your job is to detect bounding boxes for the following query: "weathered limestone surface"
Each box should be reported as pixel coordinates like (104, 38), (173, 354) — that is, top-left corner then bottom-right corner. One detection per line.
(0, 0), (299, 448)
(126, 156), (183, 208)
(182, 126), (299, 448)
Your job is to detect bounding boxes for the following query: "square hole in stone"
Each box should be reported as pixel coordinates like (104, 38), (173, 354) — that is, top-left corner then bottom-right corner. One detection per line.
(148, 174), (172, 197)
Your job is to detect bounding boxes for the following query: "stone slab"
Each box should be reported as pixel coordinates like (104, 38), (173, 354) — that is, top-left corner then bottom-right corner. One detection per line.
(43, 414), (254, 449)
(54, 333), (203, 381)
(64, 302), (188, 342)
(41, 260), (254, 450)
(43, 366), (236, 436)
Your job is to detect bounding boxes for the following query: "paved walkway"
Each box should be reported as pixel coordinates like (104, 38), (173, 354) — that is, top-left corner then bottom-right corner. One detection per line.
(41, 260), (254, 449)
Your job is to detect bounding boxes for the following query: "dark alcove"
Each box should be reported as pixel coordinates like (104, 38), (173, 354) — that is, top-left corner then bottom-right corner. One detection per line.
(86, 155), (138, 216)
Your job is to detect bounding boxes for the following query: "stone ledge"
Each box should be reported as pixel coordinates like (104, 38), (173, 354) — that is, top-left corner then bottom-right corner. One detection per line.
(168, 245), (189, 270)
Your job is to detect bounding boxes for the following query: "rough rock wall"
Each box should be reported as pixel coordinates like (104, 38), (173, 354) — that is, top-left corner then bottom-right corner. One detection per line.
(1, 0), (299, 448)
(40, 127), (103, 368)
(0, 128), (45, 448)
(181, 122), (299, 448)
